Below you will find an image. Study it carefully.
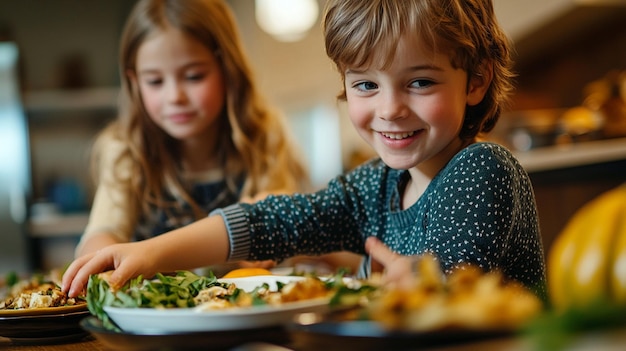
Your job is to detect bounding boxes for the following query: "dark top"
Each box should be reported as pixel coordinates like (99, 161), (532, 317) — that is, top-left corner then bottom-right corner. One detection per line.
(214, 142), (546, 295)
(135, 175), (244, 240)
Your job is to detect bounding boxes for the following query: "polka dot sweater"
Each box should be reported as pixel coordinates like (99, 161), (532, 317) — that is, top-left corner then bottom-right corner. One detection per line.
(213, 142), (547, 295)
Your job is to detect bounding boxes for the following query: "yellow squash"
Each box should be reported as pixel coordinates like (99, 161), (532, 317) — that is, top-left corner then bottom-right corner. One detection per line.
(547, 184), (626, 310)
(221, 267), (273, 278)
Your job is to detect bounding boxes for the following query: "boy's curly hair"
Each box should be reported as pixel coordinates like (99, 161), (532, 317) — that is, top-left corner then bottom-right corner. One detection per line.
(323, 0), (515, 141)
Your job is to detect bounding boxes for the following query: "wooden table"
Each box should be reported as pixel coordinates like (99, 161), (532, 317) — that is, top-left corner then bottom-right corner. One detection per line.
(2, 326), (626, 350)
(1, 335), (107, 351)
(0, 335), (524, 351)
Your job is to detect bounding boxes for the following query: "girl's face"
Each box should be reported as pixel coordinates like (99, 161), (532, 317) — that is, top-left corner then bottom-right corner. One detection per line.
(344, 34), (489, 176)
(131, 27), (225, 143)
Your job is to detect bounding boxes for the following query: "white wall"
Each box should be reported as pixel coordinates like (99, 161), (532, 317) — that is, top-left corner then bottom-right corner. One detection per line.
(228, 0), (351, 183)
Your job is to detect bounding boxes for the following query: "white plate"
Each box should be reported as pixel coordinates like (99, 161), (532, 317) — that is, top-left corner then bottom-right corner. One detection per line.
(104, 275), (330, 333)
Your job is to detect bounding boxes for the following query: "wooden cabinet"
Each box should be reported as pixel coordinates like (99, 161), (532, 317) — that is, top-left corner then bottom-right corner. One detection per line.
(531, 159), (626, 252)
(516, 138), (626, 252)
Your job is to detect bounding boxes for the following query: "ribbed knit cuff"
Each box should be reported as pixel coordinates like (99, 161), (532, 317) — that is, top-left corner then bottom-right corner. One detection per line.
(209, 204), (250, 261)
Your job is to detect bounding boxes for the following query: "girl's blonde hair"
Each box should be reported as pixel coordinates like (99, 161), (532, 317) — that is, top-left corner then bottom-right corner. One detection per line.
(94, 0), (308, 220)
(323, 0), (515, 140)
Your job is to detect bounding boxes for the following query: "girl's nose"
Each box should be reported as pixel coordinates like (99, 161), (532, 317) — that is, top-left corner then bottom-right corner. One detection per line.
(165, 81), (186, 103)
(377, 90), (409, 121)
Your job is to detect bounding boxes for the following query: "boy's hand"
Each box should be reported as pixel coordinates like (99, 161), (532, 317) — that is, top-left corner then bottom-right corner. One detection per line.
(365, 236), (417, 290)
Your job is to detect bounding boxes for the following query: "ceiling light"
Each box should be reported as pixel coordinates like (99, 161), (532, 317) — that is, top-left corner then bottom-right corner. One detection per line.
(255, 0), (319, 42)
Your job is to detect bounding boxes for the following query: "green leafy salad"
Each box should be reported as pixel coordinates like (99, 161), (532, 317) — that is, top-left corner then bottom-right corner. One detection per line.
(86, 270), (378, 331)
(88, 271), (224, 330)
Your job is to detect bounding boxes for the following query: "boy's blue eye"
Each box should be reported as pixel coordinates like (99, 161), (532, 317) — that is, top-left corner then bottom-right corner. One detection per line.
(354, 81), (378, 91)
(411, 79), (433, 89)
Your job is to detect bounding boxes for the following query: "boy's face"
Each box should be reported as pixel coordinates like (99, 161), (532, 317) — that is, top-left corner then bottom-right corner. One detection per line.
(343, 34), (488, 175)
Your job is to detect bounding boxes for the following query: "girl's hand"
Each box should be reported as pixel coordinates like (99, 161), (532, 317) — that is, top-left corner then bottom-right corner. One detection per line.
(365, 237), (418, 290)
(62, 241), (157, 297)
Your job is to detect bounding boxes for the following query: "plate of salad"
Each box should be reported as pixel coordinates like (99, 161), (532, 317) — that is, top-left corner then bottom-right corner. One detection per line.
(87, 271), (367, 334)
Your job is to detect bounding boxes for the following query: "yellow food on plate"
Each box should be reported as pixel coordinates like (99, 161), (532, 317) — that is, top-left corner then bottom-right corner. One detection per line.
(221, 267), (274, 278)
(364, 254), (543, 332)
(194, 276), (332, 310)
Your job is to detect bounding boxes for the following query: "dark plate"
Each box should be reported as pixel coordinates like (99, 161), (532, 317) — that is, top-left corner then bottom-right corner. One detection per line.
(0, 307), (90, 343)
(288, 319), (514, 351)
(80, 316), (292, 351)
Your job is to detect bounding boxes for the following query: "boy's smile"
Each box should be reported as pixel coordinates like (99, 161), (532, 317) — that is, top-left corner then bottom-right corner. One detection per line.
(380, 131), (417, 140)
(378, 129), (423, 150)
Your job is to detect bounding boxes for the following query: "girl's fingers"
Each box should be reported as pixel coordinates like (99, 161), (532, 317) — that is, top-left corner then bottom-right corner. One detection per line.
(64, 242), (157, 297)
(110, 242), (159, 290)
(62, 252), (95, 294)
(67, 250), (116, 297)
(108, 256), (147, 291)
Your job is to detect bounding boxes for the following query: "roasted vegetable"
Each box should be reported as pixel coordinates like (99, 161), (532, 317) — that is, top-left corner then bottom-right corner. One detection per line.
(221, 267), (273, 278)
(362, 255), (543, 332)
(5, 271), (18, 288)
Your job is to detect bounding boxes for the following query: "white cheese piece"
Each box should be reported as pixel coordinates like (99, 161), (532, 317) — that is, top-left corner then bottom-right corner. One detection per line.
(29, 293), (53, 308)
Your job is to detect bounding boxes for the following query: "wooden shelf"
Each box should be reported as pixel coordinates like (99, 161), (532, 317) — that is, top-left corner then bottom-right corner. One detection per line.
(515, 137), (626, 173)
(28, 212), (89, 238)
(23, 87), (118, 113)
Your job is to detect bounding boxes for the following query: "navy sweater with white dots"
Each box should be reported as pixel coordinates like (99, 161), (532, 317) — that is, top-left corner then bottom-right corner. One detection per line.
(214, 142), (547, 294)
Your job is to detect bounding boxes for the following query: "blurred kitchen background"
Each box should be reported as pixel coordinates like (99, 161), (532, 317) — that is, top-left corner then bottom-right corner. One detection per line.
(0, 0), (625, 275)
